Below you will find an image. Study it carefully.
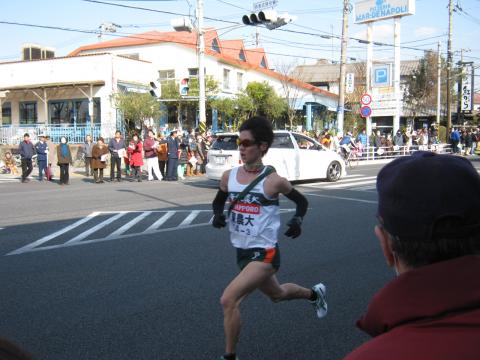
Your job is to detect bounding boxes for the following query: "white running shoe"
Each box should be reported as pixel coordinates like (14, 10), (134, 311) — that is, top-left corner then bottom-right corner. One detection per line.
(310, 283), (327, 318)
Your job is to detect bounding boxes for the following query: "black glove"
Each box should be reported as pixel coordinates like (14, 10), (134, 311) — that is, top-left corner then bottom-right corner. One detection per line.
(284, 216), (302, 238)
(212, 214), (227, 228)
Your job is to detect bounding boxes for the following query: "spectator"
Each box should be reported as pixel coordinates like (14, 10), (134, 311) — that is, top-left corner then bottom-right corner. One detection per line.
(393, 130), (404, 154)
(165, 130), (180, 181)
(356, 129), (368, 148)
(34, 134), (48, 181)
(157, 133), (168, 179)
(470, 130), (477, 155)
(373, 130), (382, 150)
(321, 133), (332, 149)
(82, 135), (94, 177)
(3, 152), (18, 175)
(344, 152), (480, 360)
(464, 130), (473, 156)
(56, 136), (72, 185)
(127, 133), (144, 182)
(195, 134), (206, 175)
(45, 135), (56, 181)
(177, 137), (189, 180)
(108, 130), (125, 182)
(91, 137), (109, 184)
(450, 128), (460, 154)
(144, 129), (162, 181)
(19, 133), (35, 183)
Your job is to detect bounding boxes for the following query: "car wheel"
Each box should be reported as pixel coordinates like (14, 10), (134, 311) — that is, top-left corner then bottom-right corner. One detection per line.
(326, 161), (341, 182)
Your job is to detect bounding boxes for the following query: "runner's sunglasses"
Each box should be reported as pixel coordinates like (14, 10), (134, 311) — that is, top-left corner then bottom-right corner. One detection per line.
(236, 138), (258, 147)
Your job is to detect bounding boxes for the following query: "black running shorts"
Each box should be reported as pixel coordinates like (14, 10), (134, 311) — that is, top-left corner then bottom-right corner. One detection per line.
(236, 244), (280, 271)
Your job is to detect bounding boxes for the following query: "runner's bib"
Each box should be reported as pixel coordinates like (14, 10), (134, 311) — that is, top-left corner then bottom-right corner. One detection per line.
(227, 167), (280, 249)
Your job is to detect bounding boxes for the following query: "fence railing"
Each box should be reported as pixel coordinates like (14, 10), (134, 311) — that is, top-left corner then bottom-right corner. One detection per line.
(0, 124), (109, 144)
(349, 143), (453, 161)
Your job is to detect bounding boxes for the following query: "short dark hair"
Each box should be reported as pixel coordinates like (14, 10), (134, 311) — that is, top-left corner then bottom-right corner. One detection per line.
(115, 130), (122, 135)
(239, 116), (274, 153)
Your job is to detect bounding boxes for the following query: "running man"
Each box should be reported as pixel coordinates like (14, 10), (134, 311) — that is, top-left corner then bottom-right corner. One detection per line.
(212, 116), (327, 360)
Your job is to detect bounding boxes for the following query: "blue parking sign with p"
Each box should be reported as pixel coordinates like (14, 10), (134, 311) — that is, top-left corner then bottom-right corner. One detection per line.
(373, 65), (391, 87)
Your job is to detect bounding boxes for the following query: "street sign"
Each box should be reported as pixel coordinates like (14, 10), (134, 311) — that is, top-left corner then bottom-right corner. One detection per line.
(346, 73), (355, 94)
(360, 93), (372, 105)
(360, 106), (372, 117)
(254, 0), (278, 11)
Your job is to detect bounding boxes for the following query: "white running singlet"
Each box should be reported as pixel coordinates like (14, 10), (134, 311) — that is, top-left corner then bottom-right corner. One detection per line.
(227, 166), (280, 249)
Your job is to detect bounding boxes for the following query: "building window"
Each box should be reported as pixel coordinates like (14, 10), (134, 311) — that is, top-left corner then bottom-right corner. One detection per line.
(212, 38), (221, 53)
(188, 68), (199, 78)
(49, 99), (101, 125)
(237, 73), (243, 91)
(1, 102), (12, 125)
(260, 57), (267, 69)
(239, 49), (246, 62)
(20, 102), (37, 124)
(223, 69), (231, 90)
(159, 69), (175, 80)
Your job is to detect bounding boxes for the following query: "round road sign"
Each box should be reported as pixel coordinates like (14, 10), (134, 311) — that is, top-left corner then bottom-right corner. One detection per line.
(360, 93), (372, 105)
(360, 106), (372, 118)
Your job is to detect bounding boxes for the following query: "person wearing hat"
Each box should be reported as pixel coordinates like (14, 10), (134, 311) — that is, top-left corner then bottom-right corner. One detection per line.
(18, 133), (35, 183)
(35, 134), (48, 181)
(344, 152), (480, 360)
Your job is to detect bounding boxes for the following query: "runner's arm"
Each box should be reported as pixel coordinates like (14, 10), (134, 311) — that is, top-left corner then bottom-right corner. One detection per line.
(211, 171), (230, 228)
(276, 176), (308, 238)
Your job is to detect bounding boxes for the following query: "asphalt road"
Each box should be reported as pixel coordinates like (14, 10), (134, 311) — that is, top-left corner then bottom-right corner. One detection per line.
(0, 160), (476, 360)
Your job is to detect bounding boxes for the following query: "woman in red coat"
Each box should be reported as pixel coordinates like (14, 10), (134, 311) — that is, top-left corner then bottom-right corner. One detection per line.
(127, 134), (144, 182)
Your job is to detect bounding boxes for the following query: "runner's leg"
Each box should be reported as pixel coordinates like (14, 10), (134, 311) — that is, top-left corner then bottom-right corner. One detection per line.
(259, 274), (312, 302)
(220, 261), (276, 354)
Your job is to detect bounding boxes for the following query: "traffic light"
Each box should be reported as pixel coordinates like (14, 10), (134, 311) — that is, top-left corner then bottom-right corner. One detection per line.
(149, 81), (161, 98)
(180, 78), (189, 96)
(242, 10), (295, 30)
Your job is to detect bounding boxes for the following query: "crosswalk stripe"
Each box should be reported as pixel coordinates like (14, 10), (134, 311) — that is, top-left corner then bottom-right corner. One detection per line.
(7, 212), (100, 255)
(323, 179), (376, 189)
(328, 175), (377, 184)
(144, 211), (176, 233)
(105, 211), (152, 239)
(179, 210), (201, 227)
(65, 212), (127, 244)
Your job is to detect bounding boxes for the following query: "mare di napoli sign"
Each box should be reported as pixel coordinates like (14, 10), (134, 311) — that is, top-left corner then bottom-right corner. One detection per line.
(355, 0), (415, 23)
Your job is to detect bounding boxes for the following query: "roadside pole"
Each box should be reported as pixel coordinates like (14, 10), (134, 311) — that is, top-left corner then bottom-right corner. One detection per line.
(337, 0), (350, 133)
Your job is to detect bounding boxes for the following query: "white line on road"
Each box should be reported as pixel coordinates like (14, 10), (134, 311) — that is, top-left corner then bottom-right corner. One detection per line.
(304, 193), (377, 204)
(7, 212), (100, 255)
(143, 211), (176, 233)
(65, 212), (127, 244)
(322, 179), (376, 189)
(105, 211), (152, 239)
(178, 210), (201, 227)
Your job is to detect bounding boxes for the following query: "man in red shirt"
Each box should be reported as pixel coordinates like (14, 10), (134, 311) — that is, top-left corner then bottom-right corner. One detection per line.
(345, 152), (480, 360)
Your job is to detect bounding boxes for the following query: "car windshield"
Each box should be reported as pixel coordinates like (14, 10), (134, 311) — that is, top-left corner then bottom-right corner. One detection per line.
(211, 135), (238, 150)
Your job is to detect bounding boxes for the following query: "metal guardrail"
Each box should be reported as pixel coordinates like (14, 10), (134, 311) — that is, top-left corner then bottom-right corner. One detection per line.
(0, 124), (107, 144)
(348, 144), (453, 161)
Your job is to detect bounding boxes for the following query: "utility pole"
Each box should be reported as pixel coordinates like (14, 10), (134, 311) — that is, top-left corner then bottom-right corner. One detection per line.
(436, 41), (442, 125)
(446, 0), (453, 136)
(197, 0), (207, 129)
(337, 0), (350, 133)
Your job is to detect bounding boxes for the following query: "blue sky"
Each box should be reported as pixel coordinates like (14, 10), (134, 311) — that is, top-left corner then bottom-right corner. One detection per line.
(1, 0), (479, 68)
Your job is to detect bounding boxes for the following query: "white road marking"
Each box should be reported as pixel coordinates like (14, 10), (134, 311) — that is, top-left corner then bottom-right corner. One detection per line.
(304, 193), (377, 204)
(65, 212), (128, 244)
(105, 211), (152, 239)
(321, 179), (377, 189)
(7, 209), (296, 255)
(7, 212), (100, 255)
(178, 210), (200, 227)
(143, 211), (176, 233)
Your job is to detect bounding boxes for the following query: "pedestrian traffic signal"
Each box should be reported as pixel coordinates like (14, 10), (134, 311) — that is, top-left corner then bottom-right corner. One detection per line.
(149, 81), (161, 98)
(242, 10), (295, 30)
(180, 78), (189, 96)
